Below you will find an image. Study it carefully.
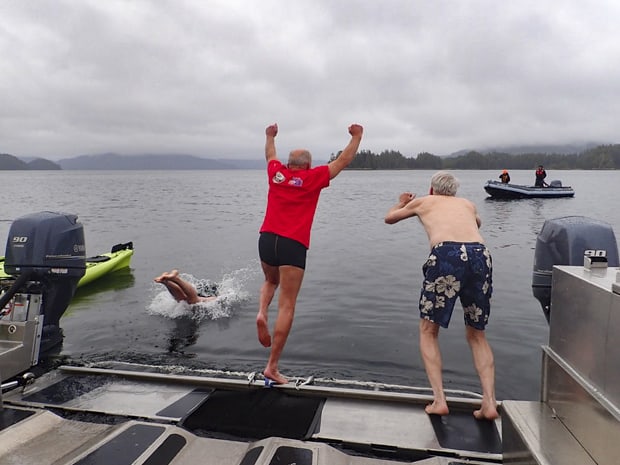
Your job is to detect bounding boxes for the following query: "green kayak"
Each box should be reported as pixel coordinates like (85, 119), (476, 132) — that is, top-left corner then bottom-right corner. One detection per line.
(0, 242), (134, 288)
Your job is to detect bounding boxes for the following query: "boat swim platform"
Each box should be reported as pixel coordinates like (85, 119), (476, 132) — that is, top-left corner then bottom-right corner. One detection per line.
(1, 365), (503, 465)
(3, 268), (618, 464)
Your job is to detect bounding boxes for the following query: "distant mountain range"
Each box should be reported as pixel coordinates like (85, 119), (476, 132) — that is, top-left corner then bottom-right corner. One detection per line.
(0, 154), (62, 170)
(0, 142), (608, 170)
(0, 152), (265, 170)
(448, 142), (602, 157)
(57, 153), (266, 170)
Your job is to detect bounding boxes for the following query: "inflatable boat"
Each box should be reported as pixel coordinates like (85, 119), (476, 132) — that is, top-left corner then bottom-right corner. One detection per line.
(484, 179), (575, 199)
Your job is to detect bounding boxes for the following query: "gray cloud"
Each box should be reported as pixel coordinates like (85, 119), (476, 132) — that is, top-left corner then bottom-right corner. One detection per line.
(2, 0), (619, 160)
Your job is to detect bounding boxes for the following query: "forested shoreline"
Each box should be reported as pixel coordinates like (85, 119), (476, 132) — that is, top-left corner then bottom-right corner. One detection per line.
(334, 144), (620, 170)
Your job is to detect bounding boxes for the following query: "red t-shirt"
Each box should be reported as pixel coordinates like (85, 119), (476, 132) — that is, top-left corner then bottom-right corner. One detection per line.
(259, 159), (330, 248)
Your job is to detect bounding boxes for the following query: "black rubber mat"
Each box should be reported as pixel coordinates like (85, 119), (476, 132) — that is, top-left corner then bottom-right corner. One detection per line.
(181, 388), (325, 440)
(429, 410), (502, 454)
(269, 446), (313, 465)
(0, 407), (35, 431)
(239, 447), (263, 465)
(155, 387), (213, 418)
(75, 424), (165, 465)
(22, 375), (109, 405)
(142, 433), (187, 465)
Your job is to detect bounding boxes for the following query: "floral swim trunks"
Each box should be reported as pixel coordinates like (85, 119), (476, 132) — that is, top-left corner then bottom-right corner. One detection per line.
(419, 242), (493, 330)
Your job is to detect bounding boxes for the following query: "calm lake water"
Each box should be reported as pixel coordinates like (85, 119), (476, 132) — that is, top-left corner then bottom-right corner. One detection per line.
(1, 169), (618, 401)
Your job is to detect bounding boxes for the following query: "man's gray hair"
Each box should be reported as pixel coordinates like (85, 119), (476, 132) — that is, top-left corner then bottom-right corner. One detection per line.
(288, 150), (312, 167)
(430, 171), (459, 196)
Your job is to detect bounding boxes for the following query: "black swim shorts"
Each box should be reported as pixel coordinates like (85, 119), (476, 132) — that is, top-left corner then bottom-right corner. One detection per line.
(258, 232), (307, 269)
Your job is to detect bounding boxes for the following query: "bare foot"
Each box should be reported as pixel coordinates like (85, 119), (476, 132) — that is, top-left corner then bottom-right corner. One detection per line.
(263, 368), (288, 385)
(425, 400), (449, 416)
(473, 404), (499, 420)
(154, 269), (179, 283)
(256, 313), (271, 347)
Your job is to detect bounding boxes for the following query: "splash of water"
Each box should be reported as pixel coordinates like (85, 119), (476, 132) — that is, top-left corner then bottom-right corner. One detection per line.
(146, 268), (253, 321)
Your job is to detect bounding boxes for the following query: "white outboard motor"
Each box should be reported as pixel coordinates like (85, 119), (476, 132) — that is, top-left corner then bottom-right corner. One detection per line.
(532, 216), (619, 323)
(0, 212), (86, 351)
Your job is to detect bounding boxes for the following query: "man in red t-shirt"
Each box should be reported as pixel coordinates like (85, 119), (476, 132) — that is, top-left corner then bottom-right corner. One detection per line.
(257, 122), (363, 384)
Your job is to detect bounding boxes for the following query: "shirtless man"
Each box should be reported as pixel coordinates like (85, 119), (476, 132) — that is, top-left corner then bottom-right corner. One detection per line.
(384, 171), (498, 420)
(154, 270), (216, 304)
(257, 122), (363, 384)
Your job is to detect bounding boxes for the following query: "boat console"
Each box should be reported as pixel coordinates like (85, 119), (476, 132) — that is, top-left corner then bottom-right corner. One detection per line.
(0, 291), (44, 383)
(504, 263), (620, 464)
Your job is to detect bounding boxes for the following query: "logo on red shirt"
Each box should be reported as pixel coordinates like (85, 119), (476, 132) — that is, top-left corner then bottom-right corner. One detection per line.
(273, 171), (285, 183)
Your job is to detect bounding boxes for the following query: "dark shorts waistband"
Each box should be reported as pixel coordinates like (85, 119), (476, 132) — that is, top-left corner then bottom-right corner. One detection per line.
(433, 241), (484, 249)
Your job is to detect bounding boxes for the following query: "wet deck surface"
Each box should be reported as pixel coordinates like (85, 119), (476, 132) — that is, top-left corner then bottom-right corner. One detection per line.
(1, 366), (503, 464)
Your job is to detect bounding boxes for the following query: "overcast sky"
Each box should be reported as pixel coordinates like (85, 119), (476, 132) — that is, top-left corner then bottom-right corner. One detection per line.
(2, 1), (620, 161)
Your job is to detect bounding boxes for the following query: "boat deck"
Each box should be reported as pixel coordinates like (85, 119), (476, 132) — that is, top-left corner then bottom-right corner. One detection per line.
(3, 265), (619, 464)
(1, 365), (502, 465)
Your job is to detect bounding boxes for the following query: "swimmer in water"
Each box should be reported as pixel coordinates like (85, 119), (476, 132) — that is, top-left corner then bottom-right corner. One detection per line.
(154, 269), (216, 304)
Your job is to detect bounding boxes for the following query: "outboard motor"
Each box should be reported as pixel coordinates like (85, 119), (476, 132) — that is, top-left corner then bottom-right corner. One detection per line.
(532, 216), (619, 323)
(0, 212), (86, 350)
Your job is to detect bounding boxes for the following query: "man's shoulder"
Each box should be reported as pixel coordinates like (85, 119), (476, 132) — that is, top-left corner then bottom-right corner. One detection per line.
(266, 159), (284, 174)
(311, 165), (331, 188)
(430, 195), (476, 209)
(428, 194), (468, 202)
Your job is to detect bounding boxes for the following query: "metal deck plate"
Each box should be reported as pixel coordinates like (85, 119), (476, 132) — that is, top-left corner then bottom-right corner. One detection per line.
(2, 367), (503, 464)
(314, 397), (501, 459)
(8, 371), (206, 421)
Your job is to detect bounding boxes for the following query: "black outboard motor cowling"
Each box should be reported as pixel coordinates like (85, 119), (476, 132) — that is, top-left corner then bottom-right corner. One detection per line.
(5, 211), (86, 277)
(532, 216), (619, 323)
(2, 212), (86, 349)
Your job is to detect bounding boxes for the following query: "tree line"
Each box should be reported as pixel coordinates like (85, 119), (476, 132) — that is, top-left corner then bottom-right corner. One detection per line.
(330, 144), (620, 170)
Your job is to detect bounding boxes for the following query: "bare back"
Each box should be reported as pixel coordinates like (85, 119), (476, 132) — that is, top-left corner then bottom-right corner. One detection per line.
(395, 195), (483, 248)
